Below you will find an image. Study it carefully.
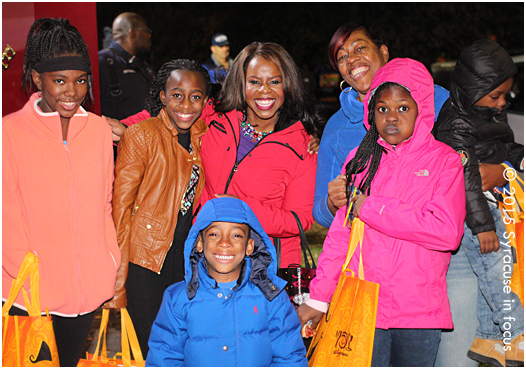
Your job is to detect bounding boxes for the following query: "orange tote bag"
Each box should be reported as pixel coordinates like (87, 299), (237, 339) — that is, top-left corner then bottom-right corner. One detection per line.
(2, 251), (60, 366)
(307, 218), (379, 367)
(77, 308), (145, 367)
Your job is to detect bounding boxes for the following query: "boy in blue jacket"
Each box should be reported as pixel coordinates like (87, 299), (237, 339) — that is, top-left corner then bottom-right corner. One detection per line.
(146, 197), (307, 367)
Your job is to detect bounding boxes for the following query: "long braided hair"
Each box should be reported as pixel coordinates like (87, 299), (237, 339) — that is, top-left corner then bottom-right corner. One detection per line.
(144, 59), (212, 117)
(22, 18), (93, 104)
(345, 82), (399, 200)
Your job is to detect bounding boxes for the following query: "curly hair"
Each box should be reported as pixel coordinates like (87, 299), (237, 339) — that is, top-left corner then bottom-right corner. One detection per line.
(22, 18), (93, 104)
(215, 42), (319, 137)
(144, 59), (212, 117)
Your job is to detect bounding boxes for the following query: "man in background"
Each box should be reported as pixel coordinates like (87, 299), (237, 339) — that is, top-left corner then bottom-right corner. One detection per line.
(202, 33), (233, 83)
(99, 12), (155, 121)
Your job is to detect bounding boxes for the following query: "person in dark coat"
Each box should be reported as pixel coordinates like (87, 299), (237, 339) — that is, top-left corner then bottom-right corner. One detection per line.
(434, 38), (524, 367)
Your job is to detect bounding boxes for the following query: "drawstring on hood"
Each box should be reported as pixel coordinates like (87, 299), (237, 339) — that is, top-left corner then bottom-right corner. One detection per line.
(185, 197), (284, 301)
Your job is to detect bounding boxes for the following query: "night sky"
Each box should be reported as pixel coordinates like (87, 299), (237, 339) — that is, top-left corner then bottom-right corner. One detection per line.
(96, 2), (524, 72)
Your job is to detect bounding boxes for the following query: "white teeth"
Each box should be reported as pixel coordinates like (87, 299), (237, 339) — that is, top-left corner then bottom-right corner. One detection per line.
(215, 255), (234, 260)
(351, 66), (368, 78)
(256, 99), (274, 108)
(177, 113), (193, 119)
(62, 102), (76, 106)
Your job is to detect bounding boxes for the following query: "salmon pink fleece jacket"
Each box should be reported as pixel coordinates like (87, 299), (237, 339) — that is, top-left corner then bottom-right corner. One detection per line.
(3, 93), (120, 316)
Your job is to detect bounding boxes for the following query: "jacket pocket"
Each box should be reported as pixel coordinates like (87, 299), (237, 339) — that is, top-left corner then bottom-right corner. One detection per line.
(210, 120), (227, 134)
(130, 214), (164, 250)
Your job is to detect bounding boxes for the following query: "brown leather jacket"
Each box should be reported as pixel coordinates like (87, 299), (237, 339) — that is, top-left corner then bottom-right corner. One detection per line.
(105, 108), (207, 308)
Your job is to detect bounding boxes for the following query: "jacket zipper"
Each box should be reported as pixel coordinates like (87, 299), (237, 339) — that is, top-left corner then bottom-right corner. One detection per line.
(64, 143), (84, 311)
(157, 135), (194, 274)
(223, 140), (304, 193)
(132, 205), (139, 217)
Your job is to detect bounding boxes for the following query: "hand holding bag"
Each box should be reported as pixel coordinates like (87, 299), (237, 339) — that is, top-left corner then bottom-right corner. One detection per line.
(275, 211), (317, 307)
(2, 251), (60, 367)
(307, 218), (379, 367)
(77, 308), (145, 367)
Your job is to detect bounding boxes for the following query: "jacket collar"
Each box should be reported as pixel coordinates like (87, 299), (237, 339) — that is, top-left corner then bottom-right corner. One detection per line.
(340, 87), (365, 124)
(29, 92), (88, 142)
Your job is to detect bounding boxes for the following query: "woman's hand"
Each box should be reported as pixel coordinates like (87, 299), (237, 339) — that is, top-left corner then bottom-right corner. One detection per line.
(351, 194), (368, 219)
(308, 134), (320, 154)
(327, 174), (347, 216)
(296, 303), (324, 329)
(104, 116), (127, 141)
(479, 163), (507, 191)
(477, 230), (500, 253)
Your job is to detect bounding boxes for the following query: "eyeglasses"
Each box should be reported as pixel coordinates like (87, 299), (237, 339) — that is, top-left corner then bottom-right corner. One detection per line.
(134, 27), (152, 34)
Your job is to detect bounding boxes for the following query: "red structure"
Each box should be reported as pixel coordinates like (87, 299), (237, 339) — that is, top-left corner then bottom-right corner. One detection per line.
(2, 2), (101, 116)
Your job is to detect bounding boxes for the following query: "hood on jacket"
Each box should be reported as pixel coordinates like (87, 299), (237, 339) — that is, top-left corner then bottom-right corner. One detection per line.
(450, 39), (517, 118)
(184, 197), (284, 301)
(363, 58), (435, 153)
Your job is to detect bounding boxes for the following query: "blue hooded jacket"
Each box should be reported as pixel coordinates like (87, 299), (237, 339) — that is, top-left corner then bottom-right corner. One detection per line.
(313, 84), (450, 228)
(146, 198), (307, 367)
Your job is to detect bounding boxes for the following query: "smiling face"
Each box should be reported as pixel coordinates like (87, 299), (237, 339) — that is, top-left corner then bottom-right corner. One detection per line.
(474, 77), (513, 114)
(196, 222), (255, 283)
(31, 69), (88, 126)
(160, 69), (208, 134)
(244, 56), (285, 133)
(336, 28), (389, 102)
(374, 85), (418, 146)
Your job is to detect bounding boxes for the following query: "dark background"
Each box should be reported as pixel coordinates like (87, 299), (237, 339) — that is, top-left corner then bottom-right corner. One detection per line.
(96, 2), (524, 72)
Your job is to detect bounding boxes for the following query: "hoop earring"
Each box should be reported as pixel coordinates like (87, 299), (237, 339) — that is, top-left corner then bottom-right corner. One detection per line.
(340, 80), (351, 92)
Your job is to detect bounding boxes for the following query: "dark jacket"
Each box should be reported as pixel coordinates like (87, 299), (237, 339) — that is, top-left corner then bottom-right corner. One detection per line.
(434, 38), (523, 235)
(105, 108), (207, 308)
(146, 197), (307, 367)
(98, 41), (155, 120)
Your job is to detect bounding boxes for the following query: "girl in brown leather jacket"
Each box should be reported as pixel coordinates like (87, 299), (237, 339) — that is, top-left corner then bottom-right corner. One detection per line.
(104, 59), (211, 356)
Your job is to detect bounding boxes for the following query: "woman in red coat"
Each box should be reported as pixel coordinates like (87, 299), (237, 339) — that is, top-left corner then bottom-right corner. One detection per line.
(199, 42), (318, 267)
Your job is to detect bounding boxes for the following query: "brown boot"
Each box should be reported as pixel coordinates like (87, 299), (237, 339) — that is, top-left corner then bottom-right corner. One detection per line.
(467, 337), (505, 367)
(505, 333), (524, 367)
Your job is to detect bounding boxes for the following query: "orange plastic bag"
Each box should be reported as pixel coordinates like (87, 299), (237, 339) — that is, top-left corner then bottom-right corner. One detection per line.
(77, 308), (145, 367)
(2, 251), (60, 366)
(497, 164), (524, 306)
(307, 219), (379, 367)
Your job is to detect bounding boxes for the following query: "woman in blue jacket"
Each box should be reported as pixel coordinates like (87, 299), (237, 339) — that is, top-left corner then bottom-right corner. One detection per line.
(146, 197), (307, 367)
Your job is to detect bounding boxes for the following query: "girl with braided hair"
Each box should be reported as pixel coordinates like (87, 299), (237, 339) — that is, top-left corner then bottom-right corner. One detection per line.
(104, 59), (211, 356)
(298, 58), (466, 366)
(3, 18), (120, 366)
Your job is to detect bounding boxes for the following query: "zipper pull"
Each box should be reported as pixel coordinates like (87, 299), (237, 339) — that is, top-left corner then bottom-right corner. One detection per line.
(233, 162), (238, 172)
(132, 205), (139, 216)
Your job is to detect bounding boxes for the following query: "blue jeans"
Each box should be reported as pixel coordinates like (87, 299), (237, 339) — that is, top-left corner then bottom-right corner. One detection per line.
(371, 328), (441, 367)
(462, 202), (524, 340)
(435, 246), (479, 367)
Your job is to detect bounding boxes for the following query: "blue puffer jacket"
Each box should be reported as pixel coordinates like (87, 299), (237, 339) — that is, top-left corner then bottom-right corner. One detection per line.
(313, 84), (450, 228)
(146, 198), (307, 367)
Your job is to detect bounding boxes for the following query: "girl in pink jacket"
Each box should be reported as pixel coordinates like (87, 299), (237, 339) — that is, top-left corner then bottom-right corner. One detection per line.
(298, 58), (466, 366)
(3, 19), (119, 367)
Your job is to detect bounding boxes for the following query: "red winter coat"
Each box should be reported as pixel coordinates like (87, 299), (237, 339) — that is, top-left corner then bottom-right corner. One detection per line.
(199, 104), (317, 267)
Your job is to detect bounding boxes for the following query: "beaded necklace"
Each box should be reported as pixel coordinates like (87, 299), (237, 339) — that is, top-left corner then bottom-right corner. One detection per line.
(240, 113), (272, 143)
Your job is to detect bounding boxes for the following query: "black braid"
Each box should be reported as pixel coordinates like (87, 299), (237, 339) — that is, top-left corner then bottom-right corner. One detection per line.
(144, 59), (212, 117)
(22, 18), (93, 104)
(344, 83), (399, 200)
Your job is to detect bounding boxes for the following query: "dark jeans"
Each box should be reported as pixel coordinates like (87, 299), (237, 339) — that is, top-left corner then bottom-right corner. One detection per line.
(5, 304), (95, 367)
(371, 328), (441, 367)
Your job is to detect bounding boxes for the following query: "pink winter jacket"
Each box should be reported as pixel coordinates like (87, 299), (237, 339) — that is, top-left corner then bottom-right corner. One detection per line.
(309, 59), (466, 329)
(3, 93), (120, 316)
